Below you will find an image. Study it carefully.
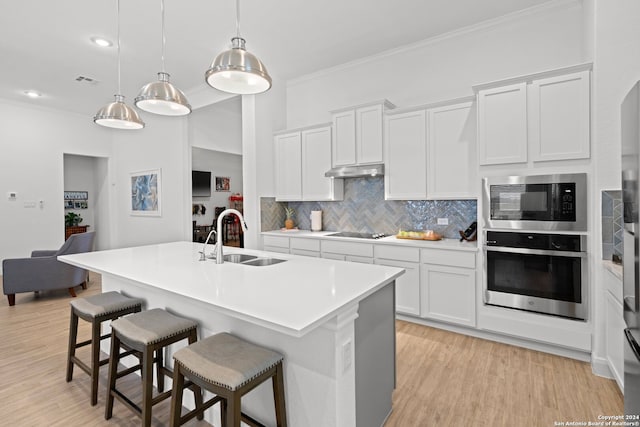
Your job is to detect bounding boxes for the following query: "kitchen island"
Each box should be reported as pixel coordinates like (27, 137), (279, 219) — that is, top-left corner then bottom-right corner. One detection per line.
(59, 241), (403, 427)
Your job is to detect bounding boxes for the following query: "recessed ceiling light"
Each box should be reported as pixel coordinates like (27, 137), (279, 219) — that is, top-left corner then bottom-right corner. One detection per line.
(91, 36), (112, 47)
(24, 90), (41, 98)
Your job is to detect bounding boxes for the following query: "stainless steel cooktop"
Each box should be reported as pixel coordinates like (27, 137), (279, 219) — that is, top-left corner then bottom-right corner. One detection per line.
(327, 231), (387, 239)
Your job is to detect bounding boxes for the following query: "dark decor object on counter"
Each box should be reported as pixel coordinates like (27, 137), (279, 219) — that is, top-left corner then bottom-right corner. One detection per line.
(459, 221), (477, 242)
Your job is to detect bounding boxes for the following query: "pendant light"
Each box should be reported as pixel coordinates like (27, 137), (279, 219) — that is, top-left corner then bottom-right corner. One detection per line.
(205, 0), (272, 95)
(94, 0), (144, 129)
(135, 0), (191, 115)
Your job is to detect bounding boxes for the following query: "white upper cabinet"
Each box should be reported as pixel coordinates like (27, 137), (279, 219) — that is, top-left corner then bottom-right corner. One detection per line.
(274, 132), (302, 201)
(301, 126), (343, 201)
(427, 100), (477, 199)
(332, 109), (356, 166)
(477, 82), (528, 165)
(275, 124), (343, 202)
(475, 64), (592, 166)
(384, 109), (427, 200)
(331, 100), (394, 167)
(529, 70), (590, 162)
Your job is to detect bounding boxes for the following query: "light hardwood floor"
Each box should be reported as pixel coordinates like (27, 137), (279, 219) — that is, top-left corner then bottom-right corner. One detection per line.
(1, 273), (622, 426)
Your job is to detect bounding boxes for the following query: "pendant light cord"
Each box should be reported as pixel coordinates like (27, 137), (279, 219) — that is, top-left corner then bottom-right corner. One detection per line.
(116, 0), (122, 95)
(235, 0), (241, 39)
(160, 0), (166, 73)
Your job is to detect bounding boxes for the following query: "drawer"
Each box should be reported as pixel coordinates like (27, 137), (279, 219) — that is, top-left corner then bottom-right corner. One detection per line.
(263, 245), (290, 255)
(421, 248), (475, 269)
(375, 245), (420, 263)
(322, 240), (374, 257)
(263, 235), (289, 249)
(290, 238), (320, 252)
(291, 248), (321, 258)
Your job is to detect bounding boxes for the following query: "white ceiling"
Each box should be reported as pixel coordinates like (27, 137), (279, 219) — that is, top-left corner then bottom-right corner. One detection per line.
(0, 0), (554, 117)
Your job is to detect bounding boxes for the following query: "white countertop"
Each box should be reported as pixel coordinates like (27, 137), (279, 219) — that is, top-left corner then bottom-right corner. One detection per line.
(59, 241), (404, 337)
(262, 229), (478, 251)
(603, 260), (623, 281)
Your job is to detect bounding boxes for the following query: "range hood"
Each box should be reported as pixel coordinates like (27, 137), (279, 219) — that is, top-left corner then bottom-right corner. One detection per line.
(324, 164), (384, 178)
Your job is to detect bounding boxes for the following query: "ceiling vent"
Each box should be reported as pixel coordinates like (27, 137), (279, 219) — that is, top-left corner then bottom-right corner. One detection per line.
(75, 76), (100, 85)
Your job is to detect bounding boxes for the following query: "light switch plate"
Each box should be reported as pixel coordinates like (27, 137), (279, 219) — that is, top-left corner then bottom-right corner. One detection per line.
(7, 191), (17, 200)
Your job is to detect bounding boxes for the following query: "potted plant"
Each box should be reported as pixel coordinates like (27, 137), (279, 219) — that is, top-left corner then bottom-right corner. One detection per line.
(284, 207), (295, 230)
(65, 212), (83, 227)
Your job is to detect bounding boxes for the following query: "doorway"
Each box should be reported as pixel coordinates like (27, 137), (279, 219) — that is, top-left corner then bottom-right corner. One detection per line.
(189, 96), (243, 247)
(63, 154), (111, 250)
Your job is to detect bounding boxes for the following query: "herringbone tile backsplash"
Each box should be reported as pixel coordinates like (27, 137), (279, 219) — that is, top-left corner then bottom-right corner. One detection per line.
(260, 177), (477, 239)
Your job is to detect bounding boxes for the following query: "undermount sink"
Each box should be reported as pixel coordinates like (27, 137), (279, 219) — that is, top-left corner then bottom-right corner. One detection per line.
(223, 254), (258, 263)
(241, 258), (287, 267)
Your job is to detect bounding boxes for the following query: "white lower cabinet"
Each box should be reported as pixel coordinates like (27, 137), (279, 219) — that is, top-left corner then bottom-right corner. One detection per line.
(321, 240), (374, 264)
(420, 248), (476, 327)
(262, 235), (290, 254)
(604, 268), (624, 389)
(290, 237), (321, 258)
(374, 245), (420, 316)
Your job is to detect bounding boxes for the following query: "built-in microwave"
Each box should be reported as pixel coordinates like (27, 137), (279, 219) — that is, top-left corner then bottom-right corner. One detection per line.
(482, 173), (587, 232)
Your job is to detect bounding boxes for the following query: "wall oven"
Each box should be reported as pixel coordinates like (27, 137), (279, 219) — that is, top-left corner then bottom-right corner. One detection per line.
(482, 173), (587, 232)
(484, 230), (588, 320)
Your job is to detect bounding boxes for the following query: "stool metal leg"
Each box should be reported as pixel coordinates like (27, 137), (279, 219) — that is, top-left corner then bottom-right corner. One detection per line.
(66, 309), (79, 382)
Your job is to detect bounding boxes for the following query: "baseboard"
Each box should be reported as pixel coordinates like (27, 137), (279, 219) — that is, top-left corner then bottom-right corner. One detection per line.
(396, 314), (591, 362)
(591, 355), (614, 379)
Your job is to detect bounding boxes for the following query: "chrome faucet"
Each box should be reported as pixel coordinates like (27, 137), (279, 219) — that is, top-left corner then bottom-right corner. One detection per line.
(215, 209), (248, 264)
(199, 229), (217, 261)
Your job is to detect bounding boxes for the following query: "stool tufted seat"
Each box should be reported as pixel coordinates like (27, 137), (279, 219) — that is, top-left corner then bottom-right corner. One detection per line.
(66, 291), (143, 406)
(173, 332), (284, 391)
(70, 291), (143, 321)
(106, 308), (201, 427)
(170, 332), (287, 427)
(110, 308), (198, 350)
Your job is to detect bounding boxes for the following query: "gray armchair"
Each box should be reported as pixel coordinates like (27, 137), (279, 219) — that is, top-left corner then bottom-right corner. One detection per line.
(3, 231), (95, 306)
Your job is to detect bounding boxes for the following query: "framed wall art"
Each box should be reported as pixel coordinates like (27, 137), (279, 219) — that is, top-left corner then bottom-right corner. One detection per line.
(64, 191), (88, 209)
(215, 176), (230, 192)
(130, 169), (161, 216)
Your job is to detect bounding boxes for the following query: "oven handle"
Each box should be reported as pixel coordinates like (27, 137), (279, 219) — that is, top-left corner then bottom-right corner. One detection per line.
(484, 245), (587, 258)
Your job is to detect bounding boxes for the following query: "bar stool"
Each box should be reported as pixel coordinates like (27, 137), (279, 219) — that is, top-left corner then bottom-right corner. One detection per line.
(169, 332), (287, 427)
(66, 291), (143, 406)
(105, 308), (201, 427)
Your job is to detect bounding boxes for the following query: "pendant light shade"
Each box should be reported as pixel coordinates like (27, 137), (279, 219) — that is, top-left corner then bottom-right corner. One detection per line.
(95, 94), (145, 129)
(94, 0), (144, 129)
(205, 37), (271, 94)
(135, 72), (191, 115)
(205, 0), (272, 95)
(135, 0), (191, 115)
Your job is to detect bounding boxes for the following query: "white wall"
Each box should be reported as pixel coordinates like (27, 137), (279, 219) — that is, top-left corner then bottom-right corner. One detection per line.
(285, 0), (585, 128)
(0, 99), (112, 273)
(189, 96), (242, 155)
(191, 148), (243, 226)
(110, 113), (190, 248)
